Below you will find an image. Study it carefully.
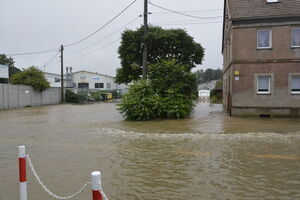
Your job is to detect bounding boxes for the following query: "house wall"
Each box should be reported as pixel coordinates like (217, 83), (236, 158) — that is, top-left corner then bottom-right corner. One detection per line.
(223, 21), (300, 116)
(232, 25), (300, 62)
(72, 71), (117, 90)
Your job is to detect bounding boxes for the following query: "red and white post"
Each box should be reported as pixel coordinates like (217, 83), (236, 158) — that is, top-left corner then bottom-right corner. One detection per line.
(19, 146), (27, 200)
(91, 171), (102, 200)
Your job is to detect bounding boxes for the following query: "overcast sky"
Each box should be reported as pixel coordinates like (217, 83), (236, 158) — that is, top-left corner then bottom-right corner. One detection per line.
(0, 0), (223, 76)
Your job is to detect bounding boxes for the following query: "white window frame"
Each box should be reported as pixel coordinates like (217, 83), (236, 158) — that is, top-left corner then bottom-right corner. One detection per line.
(257, 29), (272, 49)
(257, 75), (271, 94)
(291, 75), (300, 95)
(291, 28), (300, 48)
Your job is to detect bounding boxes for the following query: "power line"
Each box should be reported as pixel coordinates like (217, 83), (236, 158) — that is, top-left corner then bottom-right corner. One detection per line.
(65, 39), (120, 62)
(64, 0), (138, 48)
(42, 51), (60, 67)
(3, 0), (138, 56)
(156, 21), (223, 26)
(5, 48), (59, 56)
(151, 9), (223, 15)
(65, 16), (141, 56)
(149, 1), (223, 19)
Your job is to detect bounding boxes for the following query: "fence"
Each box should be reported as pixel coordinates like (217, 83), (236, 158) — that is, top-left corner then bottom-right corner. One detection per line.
(18, 146), (108, 200)
(0, 84), (61, 109)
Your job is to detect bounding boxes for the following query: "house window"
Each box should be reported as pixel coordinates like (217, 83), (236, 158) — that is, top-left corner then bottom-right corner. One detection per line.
(291, 75), (300, 94)
(257, 30), (272, 49)
(78, 83), (89, 88)
(257, 75), (271, 94)
(95, 83), (104, 88)
(107, 83), (111, 89)
(291, 28), (300, 48)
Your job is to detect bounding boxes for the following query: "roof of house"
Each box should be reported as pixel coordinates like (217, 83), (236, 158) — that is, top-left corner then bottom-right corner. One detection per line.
(72, 70), (115, 78)
(227, 0), (300, 20)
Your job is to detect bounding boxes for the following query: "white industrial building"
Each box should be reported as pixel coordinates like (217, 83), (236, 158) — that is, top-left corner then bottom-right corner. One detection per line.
(44, 68), (128, 94)
(72, 70), (117, 90)
(44, 72), (64, 88)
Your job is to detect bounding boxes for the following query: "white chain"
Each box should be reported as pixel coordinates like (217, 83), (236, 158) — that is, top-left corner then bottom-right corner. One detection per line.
(26, 154), (91, 199)
(99, 188), (109, 200)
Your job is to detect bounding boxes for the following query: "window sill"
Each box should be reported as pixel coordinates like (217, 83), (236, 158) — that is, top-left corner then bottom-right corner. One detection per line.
(257, 47), (273, 50)
(257, 92), (271, 95)
(291, 46), (300, 49)
(291, 92), (300, 95)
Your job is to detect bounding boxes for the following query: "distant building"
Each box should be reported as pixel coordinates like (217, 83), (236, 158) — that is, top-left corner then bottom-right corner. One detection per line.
(72, 70), (117, 90)
(44, 68), (129, 94)
(198, 80), (217, 91)
(222, 0), (300, 117)
(44, 72), (64, 88)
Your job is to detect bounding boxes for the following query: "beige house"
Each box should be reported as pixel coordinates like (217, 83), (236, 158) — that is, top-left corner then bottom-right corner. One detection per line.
(222, 0), (300, 117)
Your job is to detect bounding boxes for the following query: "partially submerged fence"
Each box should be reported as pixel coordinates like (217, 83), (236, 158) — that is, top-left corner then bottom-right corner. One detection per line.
(18, 146), (108, 200)
(0, 84), (61, 109)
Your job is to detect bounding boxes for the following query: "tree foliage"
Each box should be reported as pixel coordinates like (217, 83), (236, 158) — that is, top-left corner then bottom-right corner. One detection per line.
(118, 60), (196, 120)
(195, 68), (222, 85)
(10, 66), (50, 91)
(116, 26), (204, 84)
(0, 54), (21, 83)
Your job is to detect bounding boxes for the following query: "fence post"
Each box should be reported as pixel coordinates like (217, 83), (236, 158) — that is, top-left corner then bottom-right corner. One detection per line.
(19, 146), (27, 200)
(91, 171), (102, 200)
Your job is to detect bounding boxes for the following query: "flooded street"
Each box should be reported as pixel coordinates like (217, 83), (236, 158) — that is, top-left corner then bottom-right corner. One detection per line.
(0, 103), (300, 200)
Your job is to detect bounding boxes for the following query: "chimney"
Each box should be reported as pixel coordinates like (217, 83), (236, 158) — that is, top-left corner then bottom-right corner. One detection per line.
(66, 67), (69, 75)
(70, 67), (72, 74)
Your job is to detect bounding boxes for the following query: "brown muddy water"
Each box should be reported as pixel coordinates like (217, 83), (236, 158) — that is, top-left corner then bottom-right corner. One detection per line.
(0, 103), (300, 200)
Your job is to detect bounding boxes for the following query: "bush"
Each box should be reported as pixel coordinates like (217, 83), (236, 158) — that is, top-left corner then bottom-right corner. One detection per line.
(10, 66), (50, 91)
(118, 59), (196, 120)
(66, 90), (79, 103)
(161, 89), (194, 119)
(117, 80), (161, 120)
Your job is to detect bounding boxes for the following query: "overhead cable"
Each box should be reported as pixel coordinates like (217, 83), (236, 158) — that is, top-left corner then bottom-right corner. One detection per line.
(42, 51), (60, 67)
(151, 9), (223, 15)
(149, 2), (223, 19)
(65, 39), (120, 62)
(64, 0), (138, 48)
(5, 48), (59, 56)
(65, 15), (140, 56)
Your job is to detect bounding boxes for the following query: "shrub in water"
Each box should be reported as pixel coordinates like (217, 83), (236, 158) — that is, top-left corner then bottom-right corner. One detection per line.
(117, 80), (161, 121)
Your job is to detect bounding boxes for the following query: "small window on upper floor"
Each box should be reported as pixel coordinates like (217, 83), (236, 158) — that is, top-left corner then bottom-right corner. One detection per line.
(291, 75), (300, 94)
(257, 30), (272, 49)
(291, 28), (300, 48)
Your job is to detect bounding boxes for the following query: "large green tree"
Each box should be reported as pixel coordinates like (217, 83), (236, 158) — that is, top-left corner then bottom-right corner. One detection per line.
(10, 66), (50, 91)
(116, 26), (204, 84)
(0, 54), (21, 83)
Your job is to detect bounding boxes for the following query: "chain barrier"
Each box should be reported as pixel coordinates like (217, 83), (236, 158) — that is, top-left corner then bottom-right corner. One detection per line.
(99, 188), (109, 200)
(26, 154), (91, 199)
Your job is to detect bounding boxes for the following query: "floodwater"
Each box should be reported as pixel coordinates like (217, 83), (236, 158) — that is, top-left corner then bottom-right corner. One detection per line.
(0, 103), (299, 200)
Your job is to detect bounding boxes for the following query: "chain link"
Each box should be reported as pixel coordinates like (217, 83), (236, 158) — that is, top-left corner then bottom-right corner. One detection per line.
(26, 154), (91, 199)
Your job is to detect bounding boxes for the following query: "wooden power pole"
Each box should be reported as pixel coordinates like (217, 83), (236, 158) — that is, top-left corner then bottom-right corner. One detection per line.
(142, 0), (148, 79)
(60, 44), (64, 102)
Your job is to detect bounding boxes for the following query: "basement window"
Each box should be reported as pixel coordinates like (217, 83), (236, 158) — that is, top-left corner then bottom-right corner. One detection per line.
(257, 30), (272, 49)
(291, 75), (300, 94)
(291, 28), (300, 48)
(257, 75), (271, 94)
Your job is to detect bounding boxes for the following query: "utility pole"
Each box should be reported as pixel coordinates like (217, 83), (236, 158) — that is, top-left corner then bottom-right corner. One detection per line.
(60, 45), (64, 102)
(142, 0), (148, 79)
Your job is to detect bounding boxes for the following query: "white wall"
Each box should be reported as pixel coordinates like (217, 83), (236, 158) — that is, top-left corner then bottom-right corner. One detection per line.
(72, 71), (117, 90)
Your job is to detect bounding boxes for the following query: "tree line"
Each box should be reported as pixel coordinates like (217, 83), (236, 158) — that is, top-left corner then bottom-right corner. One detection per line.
(195, 68), (222, 85)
